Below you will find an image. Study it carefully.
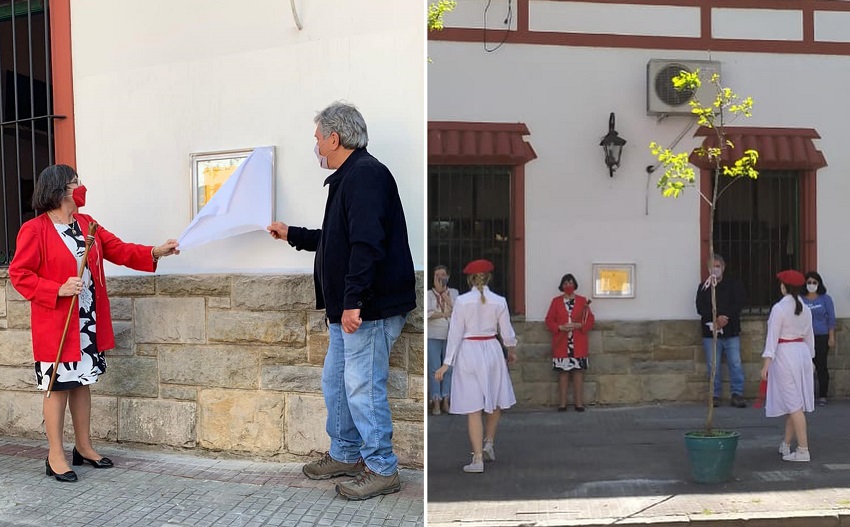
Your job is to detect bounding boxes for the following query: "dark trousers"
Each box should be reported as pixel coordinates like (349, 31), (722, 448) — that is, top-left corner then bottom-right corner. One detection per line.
(813, 334), (830, 398)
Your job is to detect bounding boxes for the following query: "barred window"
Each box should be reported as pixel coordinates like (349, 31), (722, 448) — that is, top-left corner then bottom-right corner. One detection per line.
(0, 0), (57, 265)
(427, 165), (512, 307)
(713, 170), (800, 315)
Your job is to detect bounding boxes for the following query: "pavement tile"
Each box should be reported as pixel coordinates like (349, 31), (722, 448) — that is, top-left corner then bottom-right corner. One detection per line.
(427, 401), (850, 526)
(0, 436), (422, 527)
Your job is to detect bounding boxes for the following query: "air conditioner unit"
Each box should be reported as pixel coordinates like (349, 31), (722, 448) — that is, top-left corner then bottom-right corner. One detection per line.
(646, 59), (721, 116)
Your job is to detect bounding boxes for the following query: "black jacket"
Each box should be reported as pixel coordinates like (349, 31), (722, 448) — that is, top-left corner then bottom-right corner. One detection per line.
(695, 275), (746, 338)
(287, 148), (416, 324)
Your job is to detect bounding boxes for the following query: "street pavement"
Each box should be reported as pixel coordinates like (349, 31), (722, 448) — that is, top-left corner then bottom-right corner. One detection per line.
(0, 437), (423, 527)
(427, 400), (850, 526)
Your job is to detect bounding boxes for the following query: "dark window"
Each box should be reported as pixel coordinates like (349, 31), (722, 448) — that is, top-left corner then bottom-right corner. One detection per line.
(428, 165), (512, 305)
(0, 0), (55, 265)
(713, 170), (800, 314)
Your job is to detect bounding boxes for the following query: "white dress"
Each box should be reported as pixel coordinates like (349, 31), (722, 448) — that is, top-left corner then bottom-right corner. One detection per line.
(762, 295), (815, 417)
(444, 286), (517, 414)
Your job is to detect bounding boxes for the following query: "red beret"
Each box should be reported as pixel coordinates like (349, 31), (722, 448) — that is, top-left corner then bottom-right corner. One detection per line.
(776, 270), (805, 287)
(463, 259), (494, 275)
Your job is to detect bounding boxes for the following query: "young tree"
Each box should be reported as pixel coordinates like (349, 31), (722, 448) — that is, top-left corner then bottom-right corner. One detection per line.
(650, 70), (758, 433)
(429, 0), (457, 32)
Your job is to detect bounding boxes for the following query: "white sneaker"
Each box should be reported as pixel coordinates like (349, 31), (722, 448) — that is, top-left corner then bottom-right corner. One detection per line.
(463, 454), (484, 473)
(779, 441), (791, 457)
(783, 449), (810, 462)
(483, 440), (496, 461)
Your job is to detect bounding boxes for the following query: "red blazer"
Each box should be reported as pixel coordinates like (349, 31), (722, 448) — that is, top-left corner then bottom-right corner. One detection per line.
(545, 294), (595, 359)
(9, 213), (156, 362)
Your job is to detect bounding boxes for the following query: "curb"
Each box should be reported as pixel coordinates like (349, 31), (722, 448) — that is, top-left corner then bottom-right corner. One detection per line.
(427, 510), (850, 527)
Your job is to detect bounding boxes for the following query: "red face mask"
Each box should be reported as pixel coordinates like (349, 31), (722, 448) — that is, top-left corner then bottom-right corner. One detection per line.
(563, 284), (576, 295)
(72, 185), (87, 208)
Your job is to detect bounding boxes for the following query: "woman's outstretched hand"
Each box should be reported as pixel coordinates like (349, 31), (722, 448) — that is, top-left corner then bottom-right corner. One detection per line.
(154, 239), (180, 259)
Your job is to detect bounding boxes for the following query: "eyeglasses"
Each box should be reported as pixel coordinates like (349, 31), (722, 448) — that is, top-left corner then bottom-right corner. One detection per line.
(66, 178), (81, 188)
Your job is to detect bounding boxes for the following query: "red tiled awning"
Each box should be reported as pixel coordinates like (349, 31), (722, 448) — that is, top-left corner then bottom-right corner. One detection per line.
(690, 127), (827, 171)
(428, 121), (537, 165)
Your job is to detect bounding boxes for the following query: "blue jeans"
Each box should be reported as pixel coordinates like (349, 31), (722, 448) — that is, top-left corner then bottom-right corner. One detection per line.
(702, 336), (744, 397)
(427, 338), (451, 400)
(324, 315), (406, 476)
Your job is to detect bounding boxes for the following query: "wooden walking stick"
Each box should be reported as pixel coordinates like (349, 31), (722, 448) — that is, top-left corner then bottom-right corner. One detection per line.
(581, 299), (593, 327)
(46, 222), (98, 398)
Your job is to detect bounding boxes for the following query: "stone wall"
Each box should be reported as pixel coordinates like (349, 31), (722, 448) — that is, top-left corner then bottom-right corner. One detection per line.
(0, 271), (424, 467)
(512, 317), (850, 407)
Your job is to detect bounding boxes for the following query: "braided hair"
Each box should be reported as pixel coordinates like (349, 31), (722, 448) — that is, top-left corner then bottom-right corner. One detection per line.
(467, 272), (491, 304)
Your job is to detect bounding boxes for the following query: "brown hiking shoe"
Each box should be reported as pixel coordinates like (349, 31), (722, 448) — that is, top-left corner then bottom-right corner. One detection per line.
(731, 394), (747, 408)
(335, 468), (401, 500)
(302, 452), (364, 480)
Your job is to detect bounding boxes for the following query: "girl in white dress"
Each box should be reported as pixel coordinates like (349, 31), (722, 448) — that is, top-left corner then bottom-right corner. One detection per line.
(435, 259), (517, 473)
(760, 270), (815, 462)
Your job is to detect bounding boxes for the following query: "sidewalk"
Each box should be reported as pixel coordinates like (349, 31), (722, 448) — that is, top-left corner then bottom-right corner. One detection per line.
(0, 437), (422, 527)
(427, 401), (850, 526)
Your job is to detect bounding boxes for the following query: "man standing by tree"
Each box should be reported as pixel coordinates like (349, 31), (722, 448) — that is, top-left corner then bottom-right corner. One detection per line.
(267, 101), (416, 500)
(696, 254), (747, 408)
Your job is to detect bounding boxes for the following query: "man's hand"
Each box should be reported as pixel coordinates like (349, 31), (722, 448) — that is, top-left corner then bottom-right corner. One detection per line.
(716, 315), (729, 329)
(267, 222), (289, 241)
(342, 309), (362, 334)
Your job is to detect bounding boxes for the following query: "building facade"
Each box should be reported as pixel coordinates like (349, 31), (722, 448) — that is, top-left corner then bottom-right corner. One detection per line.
(0, 0), (425, 466)
(429, 0), (850, 406)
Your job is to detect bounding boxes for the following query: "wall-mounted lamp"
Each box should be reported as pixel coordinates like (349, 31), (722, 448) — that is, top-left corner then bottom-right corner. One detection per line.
(600, 112), (627, 177)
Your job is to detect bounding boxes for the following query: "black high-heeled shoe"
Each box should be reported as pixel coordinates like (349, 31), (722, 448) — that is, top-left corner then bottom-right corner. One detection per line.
(72, 447), (114, 468)
(45, 458), (78, 482)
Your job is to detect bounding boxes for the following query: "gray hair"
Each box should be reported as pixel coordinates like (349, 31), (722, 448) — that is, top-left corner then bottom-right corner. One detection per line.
(314, 101), (369, 149)
(709, 254), (725, 267)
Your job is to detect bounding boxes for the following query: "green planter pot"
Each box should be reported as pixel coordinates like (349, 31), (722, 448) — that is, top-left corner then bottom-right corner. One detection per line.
(683, 430), (740, 484)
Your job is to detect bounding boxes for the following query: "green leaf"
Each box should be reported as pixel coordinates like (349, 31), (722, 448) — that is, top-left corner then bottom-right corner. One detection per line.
(648, 69), (759, 203)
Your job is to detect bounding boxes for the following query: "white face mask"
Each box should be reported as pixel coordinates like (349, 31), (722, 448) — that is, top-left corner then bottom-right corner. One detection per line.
(807, 283), (818, 293)
(314, 143), (330, 170)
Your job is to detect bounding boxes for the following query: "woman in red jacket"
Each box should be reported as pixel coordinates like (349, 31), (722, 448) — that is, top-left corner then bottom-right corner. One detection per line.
(9, 164), (179, 482)
(545, 273), (595, 412)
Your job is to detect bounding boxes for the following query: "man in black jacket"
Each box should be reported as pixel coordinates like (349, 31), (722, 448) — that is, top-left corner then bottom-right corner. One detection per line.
(267, 102), (416, 500)
(695, 254), (747, 408)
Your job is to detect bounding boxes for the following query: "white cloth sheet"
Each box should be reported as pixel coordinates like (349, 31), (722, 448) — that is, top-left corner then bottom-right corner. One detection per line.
(177, 146), (274, 250)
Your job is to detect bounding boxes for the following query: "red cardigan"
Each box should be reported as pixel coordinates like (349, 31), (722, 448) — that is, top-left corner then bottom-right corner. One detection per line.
(545, 294), (595, 359)
(9, 213), (156, 362)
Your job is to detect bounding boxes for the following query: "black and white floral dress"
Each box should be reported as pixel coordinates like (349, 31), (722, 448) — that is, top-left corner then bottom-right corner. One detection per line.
(35, 220), (105, 391)
(552, 297), (589, 372)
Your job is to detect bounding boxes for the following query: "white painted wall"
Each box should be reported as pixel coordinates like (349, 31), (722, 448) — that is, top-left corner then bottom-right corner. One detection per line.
(815, 11), (850, 42)
(712, 9), (802, 41)
(530, 1), (700, 37)
(70, 0), (425, 274)
(428, 40), (850, 321)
